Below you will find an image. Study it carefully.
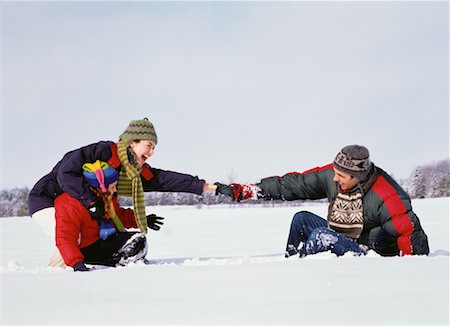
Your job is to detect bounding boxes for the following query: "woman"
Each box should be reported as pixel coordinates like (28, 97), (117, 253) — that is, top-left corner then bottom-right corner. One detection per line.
(29, 117), (217, 266)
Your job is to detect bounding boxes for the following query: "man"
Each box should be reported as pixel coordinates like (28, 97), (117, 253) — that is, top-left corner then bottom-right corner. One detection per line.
(215, 145), (430, 258)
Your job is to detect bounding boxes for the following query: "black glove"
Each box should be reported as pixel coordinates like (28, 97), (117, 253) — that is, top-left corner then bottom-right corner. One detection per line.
(215, 182), (257, 202)
(374, 227), (399, 257)
(73, 261), (94, 272)
(215, 182), (239, 200)
(146, 214), (165, 231)
(88, 200), (105, 220)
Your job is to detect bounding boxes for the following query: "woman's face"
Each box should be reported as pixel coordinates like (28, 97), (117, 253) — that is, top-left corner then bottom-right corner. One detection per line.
(129, 140), (156, 168)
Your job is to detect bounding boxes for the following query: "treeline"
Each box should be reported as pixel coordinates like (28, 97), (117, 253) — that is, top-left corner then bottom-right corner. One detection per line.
(118, 191), (232, 207)
(399, 159), (450, 199)
(1, 159), (449, 217)
(0, 187), (30, 217)
(117, 191), (292, 208)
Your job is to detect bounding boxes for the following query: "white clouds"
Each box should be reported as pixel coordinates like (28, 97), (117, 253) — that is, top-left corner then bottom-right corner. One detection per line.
(2, 1), (448, 188)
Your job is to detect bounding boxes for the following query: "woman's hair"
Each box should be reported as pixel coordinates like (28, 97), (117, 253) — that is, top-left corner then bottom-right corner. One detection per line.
(90, 187), (117, 219)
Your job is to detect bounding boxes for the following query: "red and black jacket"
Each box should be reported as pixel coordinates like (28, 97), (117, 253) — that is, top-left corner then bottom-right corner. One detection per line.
(257, 164), (430, 256)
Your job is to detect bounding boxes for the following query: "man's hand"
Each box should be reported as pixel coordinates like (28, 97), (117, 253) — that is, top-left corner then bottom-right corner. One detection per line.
(214, 182), (258, 202)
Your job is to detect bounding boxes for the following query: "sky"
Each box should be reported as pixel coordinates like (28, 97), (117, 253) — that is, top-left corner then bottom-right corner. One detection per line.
(1, 1), (449, 190)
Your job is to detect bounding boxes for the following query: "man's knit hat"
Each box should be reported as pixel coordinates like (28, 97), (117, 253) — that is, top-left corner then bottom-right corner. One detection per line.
(83, 160), (119, 193)
(333, 145), (372, 181)
(119, 118), (158, 144)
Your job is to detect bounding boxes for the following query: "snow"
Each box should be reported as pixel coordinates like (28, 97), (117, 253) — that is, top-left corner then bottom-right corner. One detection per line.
(1, 198), (449, 325)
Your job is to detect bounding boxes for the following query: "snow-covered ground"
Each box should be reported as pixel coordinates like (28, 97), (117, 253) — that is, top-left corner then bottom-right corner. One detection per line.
(1, 198), (449, 325)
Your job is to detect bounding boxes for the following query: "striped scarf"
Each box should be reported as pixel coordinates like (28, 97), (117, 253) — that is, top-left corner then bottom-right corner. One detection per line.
(116, 142), (147, 234)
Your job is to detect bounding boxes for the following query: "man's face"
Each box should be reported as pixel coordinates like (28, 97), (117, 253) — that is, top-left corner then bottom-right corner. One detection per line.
(332, 167), (359, 191)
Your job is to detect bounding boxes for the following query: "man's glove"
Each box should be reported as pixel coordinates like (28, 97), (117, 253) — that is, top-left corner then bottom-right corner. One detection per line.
(374, 227), (400, 256)
(214, 182), (258, 202)
(146, 214), (165, 231)
(73, 261), (94, 272)
(88, 200), (105, 220)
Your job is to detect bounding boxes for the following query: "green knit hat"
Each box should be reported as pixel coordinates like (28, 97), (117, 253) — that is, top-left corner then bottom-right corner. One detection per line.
(119, 118), (158, 144)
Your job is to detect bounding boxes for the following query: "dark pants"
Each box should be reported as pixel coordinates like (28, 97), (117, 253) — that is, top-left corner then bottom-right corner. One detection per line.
(285, 211), (367, 258)
(81, 231), (142, 266)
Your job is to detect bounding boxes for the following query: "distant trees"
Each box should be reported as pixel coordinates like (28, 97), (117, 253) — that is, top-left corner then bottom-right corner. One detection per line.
(1, 159), (449, 217)
(118, 191), (232, 208)
(0, 188), (29, 217)
(429, 171), (449, 198)
(408, 168), (427, 199)
(403, 159), (450, 199)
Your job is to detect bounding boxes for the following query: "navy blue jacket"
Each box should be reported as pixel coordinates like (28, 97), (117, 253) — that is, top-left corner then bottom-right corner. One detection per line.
(28, 141), (205, 215)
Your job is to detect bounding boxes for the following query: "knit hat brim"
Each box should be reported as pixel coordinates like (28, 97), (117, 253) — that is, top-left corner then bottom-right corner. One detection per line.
(333, 145), (372, 181)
